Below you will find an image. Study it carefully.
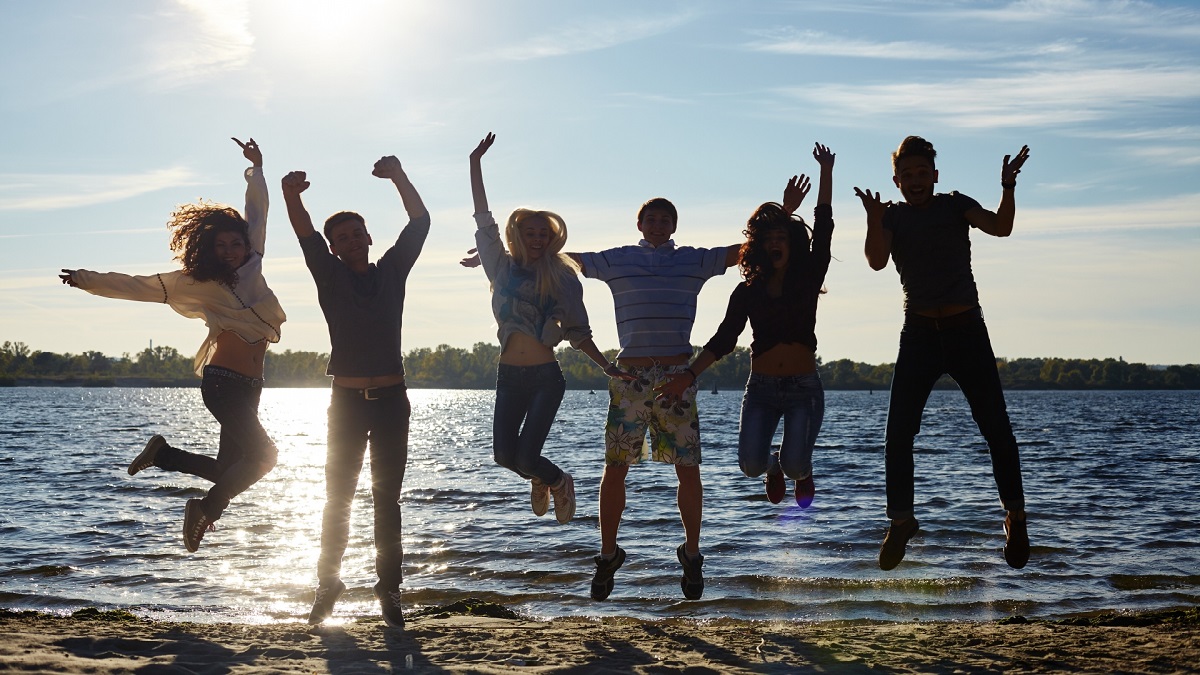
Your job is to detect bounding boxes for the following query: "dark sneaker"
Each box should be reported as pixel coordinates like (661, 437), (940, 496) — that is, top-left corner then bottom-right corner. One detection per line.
(307, 579), (346, 625)
(764, 470), (785, 504)
(676, 544), (704, 600)
(183, 499), (215, 553)
(550, 472), (576, 524)
(530, 477), (550, 517)
(129, 435), (166, 476)
(878, 517), (919, 571)
(374, 582), (405, 628)
(1004, 514), (1030, 569)
(590, 546), (626, 601)
(795, 475), (815, 508)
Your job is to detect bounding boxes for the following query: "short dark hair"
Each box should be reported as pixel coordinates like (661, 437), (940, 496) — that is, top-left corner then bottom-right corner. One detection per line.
(323, 211), (366, 239)
(637, 197), (677, 225)
(892, 136), (937, 172)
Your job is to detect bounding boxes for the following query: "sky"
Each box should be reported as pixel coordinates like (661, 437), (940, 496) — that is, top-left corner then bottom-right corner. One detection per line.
(1, 0), (1198, 367)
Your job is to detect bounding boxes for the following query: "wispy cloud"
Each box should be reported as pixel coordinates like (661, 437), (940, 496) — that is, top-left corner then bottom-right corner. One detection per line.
(481, 11), (697, 60)
(744, 28), (981, 60)
(1020, 192), (1200, 235)
(950, 0), (1200, 40)
(143, 0), (255, 88)
(0, 168), (201, 212)
(776, 67), (1200, 129)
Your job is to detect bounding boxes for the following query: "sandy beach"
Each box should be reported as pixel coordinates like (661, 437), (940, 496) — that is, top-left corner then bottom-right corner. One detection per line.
(1, 604), (1197, 674)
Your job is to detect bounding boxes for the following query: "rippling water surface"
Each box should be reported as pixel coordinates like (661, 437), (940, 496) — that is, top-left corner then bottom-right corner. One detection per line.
(1, 387), (1197, 624)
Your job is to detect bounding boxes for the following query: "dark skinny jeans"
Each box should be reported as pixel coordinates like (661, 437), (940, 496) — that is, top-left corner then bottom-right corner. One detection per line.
(154, 365), (278, 521)
(317, 384), (410, 590)
(884, 309), (1025, 520)
(492, 362), (567, 486)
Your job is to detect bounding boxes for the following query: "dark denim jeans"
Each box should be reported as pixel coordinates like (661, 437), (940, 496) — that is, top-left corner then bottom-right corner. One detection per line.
(493, 362), (566, 486)
(885, 309), (1025, 520)
(317, 384), (410, 589)
(155, 366), (278, 522)
(738, 372), (824, 480)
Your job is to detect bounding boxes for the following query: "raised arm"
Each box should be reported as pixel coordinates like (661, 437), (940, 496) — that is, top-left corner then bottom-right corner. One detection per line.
(373, 156), (427, 220)
(856, 187), (892, 271)
(967, 145), (1030, 238)
(280, 171), (316, 239)
(814, 143), (834, 206)
(233, 137), (268, 254)
(782, 174), (811, 215)
(470, 132), (495, 215)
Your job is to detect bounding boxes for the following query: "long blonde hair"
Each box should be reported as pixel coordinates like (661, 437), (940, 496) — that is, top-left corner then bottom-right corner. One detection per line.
(505, 208), (579, 301)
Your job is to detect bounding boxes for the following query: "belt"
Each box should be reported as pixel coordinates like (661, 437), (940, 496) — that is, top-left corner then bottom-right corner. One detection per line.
(906, 307), (982, 330)
(333, 382), (407, 400)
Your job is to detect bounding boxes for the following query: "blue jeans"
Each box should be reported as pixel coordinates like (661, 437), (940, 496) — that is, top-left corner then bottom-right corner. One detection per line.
(155, 366), (278, 521)
(493, 362), (567, 486)
(885, 308), (1025, 520)
(738, 372), (824, 481)
(317, 384), (410, 589)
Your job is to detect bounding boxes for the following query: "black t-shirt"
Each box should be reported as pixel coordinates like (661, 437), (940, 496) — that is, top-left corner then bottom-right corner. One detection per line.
(883, 192), (982, 312)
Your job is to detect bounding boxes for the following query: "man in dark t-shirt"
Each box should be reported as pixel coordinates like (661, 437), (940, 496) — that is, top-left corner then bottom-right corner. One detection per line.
(855, 136), (1031, 572)
(281, 157), (429, 628)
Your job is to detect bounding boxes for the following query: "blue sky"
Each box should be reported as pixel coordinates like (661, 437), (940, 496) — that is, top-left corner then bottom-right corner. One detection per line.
(2, 0), (1197, 366)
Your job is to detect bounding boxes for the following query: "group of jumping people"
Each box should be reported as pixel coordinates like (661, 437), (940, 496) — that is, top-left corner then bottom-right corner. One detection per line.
(60, 133), (1031, 627)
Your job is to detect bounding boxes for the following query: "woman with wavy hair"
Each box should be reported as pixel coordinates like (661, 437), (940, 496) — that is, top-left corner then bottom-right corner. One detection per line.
(660, 143), (835, 508)
(60, 137), (285, 553)
(466, 132), (631, 525)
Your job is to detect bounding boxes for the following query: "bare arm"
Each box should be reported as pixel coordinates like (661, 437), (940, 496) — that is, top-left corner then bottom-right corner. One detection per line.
(655, 350), (717, 400)
(576, 339), (636, 380)
(281, 171), (316, 239)
(968, 145), (1030, 238)
(814, 143), (835, 206)
(782, 174), (811, 214)
(723, 244), (741, 268)
(469, 133), (495, 215)
(373, 156), (427, 220)
(855, 187), (893, 271)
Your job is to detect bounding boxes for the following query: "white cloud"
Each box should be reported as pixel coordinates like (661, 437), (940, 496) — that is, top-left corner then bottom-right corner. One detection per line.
(143, 0), (256, 88)
(1019, 192), (1200, 235)
(777, 67), (1200, 129)
(481, 11), (696, 61)
(744, 28), (981, 61)
(0, 168), (201, 212)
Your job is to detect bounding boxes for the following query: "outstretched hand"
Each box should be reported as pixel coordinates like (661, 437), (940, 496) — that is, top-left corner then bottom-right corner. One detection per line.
(471, 133), (495, 162)
(232, 137), (262, 167)
(281, 171), (310, 196)
(782, 174), (811, 214)
(372, 155), (405, 180)
(460, 248), (482, 268)
(813, 142), (835, 168)
(59, 269), (78, 287)
(1002, 145), (1030, 185)
(853, 187), (890, 221)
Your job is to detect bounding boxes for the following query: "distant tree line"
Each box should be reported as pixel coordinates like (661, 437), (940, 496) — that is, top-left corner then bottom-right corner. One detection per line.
(4, 341), (1198, 390)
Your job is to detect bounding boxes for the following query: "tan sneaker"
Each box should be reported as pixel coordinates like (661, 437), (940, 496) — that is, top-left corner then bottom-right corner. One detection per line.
(530, 477), (550, 517)
(129, 435), (166, 475)
(183, 499), (215, 553)
(550, 472), (576, 524)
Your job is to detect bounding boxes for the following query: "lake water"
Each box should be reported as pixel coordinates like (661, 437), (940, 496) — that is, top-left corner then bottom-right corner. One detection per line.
(0, 387), (1197, 625)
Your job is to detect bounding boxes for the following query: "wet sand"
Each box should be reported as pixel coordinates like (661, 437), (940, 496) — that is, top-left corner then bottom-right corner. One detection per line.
(1, 605), (1197, 673)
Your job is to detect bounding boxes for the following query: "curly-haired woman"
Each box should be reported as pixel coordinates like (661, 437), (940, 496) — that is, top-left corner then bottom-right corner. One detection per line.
(60, 137), (285, 553)
(658, 143), (835, 508)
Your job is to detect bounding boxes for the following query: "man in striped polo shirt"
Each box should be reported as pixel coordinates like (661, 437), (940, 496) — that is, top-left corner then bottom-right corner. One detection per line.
(573, 197), (739, 601)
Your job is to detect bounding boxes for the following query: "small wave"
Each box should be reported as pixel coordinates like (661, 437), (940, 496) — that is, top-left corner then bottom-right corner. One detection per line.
(1110, 574), (1200, 591)
(0, 565), (75, 578)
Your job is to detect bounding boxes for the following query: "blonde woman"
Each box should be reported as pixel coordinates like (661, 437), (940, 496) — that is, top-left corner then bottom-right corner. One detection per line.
(467, 132), (631, 524)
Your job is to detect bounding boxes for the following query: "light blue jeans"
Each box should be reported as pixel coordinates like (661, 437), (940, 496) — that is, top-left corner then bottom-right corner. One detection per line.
(738, 372), (824, 481)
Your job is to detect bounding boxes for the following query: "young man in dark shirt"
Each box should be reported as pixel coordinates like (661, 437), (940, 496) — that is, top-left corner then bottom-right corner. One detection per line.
(281, 156), (429, 627)
(855, 136), (1031, 571)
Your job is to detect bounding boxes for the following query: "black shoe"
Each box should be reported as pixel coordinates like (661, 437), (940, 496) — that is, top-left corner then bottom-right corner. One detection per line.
(307, 579), (346, 625)
(374, 582), (404, 628)
(129, 435), (165, 476)
(590, 546), (626, 601)
(878, 517), (919, 571)
(1004, 515), (1030, 569)
(676, 544), (704, 600)
(182, 499), (215, 553)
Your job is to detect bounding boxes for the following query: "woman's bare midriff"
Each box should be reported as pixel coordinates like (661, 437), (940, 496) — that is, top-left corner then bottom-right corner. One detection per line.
(499, 332), (557, 366)
(208, 330), (268, 378)
(751, 342), (818, 376)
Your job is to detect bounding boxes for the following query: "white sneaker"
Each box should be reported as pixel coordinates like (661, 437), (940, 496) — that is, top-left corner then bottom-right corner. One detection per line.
(550, 472), (576, 524)
(530, 478), (550, 517)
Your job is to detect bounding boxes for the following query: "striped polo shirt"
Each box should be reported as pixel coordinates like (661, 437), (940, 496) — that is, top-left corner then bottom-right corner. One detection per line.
(579, 240), (728, 359)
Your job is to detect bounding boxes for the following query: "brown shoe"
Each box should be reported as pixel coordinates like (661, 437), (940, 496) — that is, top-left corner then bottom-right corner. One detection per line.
(879, 517), (919, 571)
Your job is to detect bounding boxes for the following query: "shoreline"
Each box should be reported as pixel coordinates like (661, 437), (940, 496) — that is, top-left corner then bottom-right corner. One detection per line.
(2, 606), (1197, 673)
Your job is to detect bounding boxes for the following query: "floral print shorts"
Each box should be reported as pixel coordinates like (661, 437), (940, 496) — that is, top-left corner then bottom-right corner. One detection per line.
(604, 363), (701, 466)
